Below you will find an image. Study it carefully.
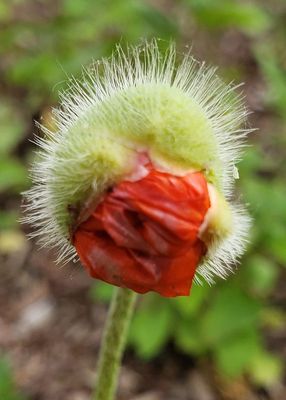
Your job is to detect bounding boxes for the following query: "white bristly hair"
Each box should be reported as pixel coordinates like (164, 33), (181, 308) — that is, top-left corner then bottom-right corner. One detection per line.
(23, 39), (252, 283)
(195, 203), (252, 283)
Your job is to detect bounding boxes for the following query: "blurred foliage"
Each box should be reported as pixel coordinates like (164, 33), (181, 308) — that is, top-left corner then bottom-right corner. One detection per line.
(0, 0), (176, 106)
(0, 101), (29, 193)
(1, 0), (286, 392)
(184, 0), (272, 35)
(0, 357), (26, 400)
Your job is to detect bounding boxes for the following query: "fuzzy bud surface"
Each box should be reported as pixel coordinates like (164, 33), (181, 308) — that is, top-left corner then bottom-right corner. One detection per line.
(24, 41), (252, 294)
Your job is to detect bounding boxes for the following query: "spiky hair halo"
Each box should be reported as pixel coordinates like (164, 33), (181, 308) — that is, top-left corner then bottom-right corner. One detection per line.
(23, 40), (251, 282)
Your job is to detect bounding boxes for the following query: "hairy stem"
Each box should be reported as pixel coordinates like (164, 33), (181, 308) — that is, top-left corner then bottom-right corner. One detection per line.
(93, 287), (137, 400)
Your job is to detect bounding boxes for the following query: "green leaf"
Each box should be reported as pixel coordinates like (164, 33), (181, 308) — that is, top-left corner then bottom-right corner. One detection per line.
(255, 45), (286, 116)
(129, 300), (173, 359)
(0, 102), (24, 155)
(214, 329), (261, 377)
(89, 281), (114, 303)
(266, 223), (286, 263)
(238, 148), (265, 176)
(171, 284), (209, 318)
(0, 211), (19, 231)
(175, 318), (206, 356)
(247, 350), (283, 387)
(188, 0), (271, 35)
(0, 2), (10, 22)
(199, 285), (261, 346)
(241, 176), (286, 262)
(0, 357), (25, 400)
(0, 158), (28, 192)
(242, 255), (278, 296)
(62, 0), (92, 17)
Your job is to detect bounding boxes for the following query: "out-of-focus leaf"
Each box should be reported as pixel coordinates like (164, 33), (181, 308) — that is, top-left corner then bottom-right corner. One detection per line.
(129, 300), (173, 359)
(186, 0), (271, 35)
(0, 158), (28, 192)
(7, 53), (66, 94)
(171, 284), (209, 318)
(0, 357), (25, 400)
(214, 329), (261, 377)
(175, 318), (205, 356)
(135, 3), (177, 37)
(0, 102), (24, 155)
(0, 211), (19, 231)
(247, 350), (283, 387)
(89, 281), (114, 303)
(62, 0), (91, 17)
(0, 2), (10, 21)
(266, 223), (286, 264)
(242, 255), (278, 296)
(242, 176), (286, 263)
(199, 285), (261, 346)
(255, 45), (286, 116)
(238, 148), (267, 176)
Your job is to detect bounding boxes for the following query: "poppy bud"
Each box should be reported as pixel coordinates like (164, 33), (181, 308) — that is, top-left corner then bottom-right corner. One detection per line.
(24, 40), (251, 295)
(73, 161), (211, 296)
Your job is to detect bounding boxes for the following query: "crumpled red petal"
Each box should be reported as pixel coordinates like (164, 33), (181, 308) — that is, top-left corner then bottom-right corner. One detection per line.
(73, 166), (210, 297)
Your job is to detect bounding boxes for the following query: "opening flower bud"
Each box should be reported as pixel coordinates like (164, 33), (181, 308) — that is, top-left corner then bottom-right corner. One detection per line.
(24, 40), (251, 295)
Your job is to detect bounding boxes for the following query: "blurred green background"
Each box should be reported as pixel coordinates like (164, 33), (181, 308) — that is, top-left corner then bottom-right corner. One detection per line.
(0, 0), (286, 399)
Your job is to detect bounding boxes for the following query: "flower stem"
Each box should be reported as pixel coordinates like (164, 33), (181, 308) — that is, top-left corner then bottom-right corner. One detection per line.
(93, 287), (137, 400)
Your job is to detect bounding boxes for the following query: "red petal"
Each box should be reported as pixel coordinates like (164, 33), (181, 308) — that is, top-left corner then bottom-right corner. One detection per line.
(73, 166), (210, 297)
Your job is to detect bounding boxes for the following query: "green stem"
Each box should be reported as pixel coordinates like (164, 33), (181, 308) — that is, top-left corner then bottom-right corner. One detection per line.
(93, 287), (137, 400)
